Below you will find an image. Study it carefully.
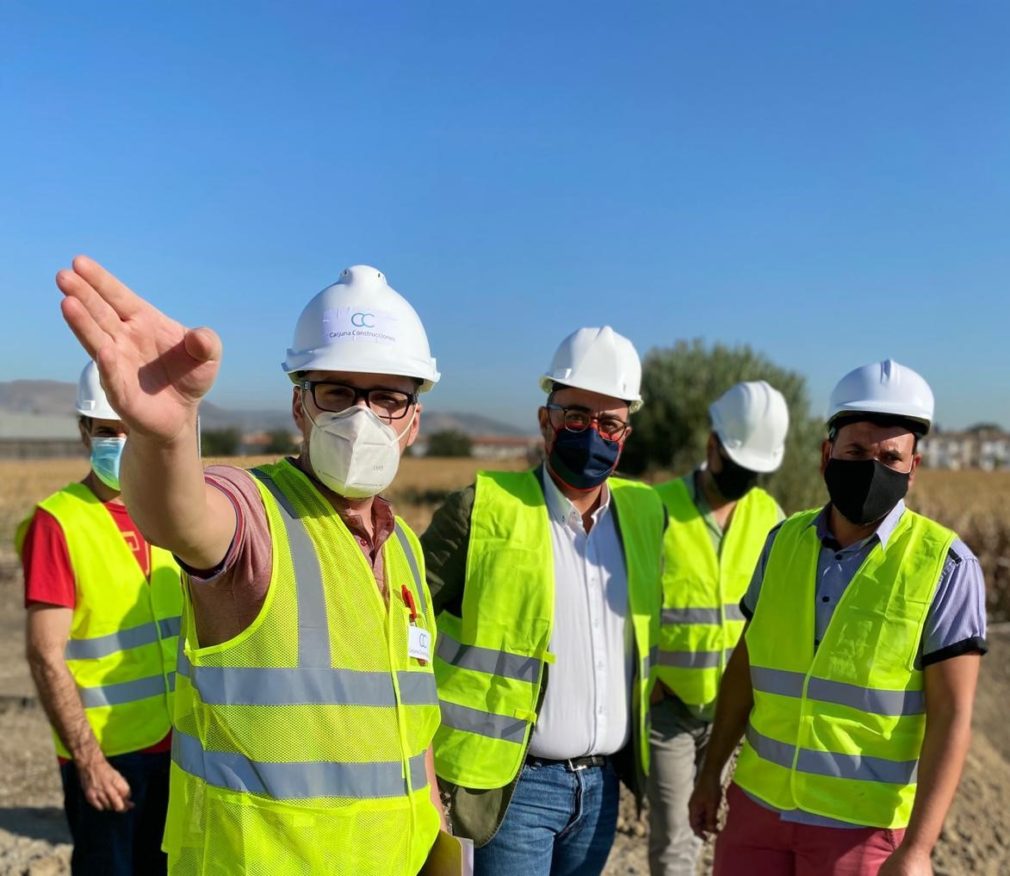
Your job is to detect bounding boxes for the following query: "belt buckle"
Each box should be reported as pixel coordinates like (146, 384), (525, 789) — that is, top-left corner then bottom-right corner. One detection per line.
(567, 757), (590, 772)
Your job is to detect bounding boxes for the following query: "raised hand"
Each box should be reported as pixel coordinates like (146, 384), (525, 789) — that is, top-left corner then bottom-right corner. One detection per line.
(56, 256), (222, 443)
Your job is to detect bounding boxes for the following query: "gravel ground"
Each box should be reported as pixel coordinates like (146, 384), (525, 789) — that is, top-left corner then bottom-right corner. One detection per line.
(0, 568), (1006, 875)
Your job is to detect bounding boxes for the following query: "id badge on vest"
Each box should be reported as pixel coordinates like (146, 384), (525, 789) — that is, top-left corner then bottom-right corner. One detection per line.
(401, 585), (431, 664)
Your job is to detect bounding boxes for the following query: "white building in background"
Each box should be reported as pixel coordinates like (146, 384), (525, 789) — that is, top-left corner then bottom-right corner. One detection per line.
(920, 427), (1010, 470)
(0, 414), (83, 459)
(471, 435), (541, 461)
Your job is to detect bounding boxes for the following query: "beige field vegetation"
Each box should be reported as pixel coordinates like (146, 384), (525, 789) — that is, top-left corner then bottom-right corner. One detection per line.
(3, 457), (1006, 616)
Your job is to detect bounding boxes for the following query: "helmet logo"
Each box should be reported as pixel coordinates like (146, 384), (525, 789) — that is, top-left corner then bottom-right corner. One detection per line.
(322, 307), (397, 345)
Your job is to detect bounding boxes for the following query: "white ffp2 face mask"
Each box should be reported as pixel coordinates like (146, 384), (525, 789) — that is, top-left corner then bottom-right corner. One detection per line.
(307, 406), (409, 499)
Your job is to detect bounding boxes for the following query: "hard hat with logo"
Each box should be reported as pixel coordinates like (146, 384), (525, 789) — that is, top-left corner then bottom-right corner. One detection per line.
(540, 326), (643, 412)
(283, 265), (440, 391)
(709, 380), (790, 473)
(75, 361), (118, 420)
(828, 359), (934, 435)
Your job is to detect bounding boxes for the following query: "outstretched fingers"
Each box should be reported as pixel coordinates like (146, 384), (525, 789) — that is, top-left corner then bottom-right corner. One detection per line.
(71, 255), (146, 320)
(56, 267), (124, 338)
(60, 296), (113, 361)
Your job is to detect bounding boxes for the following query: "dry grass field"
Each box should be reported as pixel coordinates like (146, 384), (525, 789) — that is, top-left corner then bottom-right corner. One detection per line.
(0, 457), (1007, 874)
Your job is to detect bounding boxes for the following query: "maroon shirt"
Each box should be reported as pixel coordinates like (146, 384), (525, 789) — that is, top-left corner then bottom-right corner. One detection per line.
(182, 463), (396, 648)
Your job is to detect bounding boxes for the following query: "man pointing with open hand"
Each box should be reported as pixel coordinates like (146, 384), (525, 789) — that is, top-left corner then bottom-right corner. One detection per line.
(57, 256), (447, 875)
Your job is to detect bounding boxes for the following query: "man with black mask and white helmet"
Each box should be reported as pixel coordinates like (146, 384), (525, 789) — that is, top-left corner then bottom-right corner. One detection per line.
(56, 257), (447, 875)
(689, 359), (987, 876)
(649, 380), (789, 876)
(423, 327), (665, 875)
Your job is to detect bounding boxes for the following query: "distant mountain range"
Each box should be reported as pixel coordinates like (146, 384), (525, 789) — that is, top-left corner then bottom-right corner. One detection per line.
(0, 379), (532, 438)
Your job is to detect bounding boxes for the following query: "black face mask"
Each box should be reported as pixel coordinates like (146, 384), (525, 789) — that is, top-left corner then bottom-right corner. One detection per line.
(548, 426), (622, 490)
(824, 458), (910, 526)
(711, 453), (760, 501)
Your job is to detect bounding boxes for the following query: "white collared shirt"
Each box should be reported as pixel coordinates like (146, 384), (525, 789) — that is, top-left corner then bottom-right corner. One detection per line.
(527, 469), (633, 759)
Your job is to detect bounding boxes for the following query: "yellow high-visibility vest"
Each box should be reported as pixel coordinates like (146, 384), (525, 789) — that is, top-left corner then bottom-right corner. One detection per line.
(164, 460), (441, 875)
(654, 477), (780, 711)
(16, 483), (182, 758)
(734, 507), (955, 828)
(433, 469), (664, 790)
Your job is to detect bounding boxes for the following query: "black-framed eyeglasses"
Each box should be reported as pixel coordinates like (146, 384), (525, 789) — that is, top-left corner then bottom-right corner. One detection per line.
(545, 404), (630, 441)
(301, 380), (418, 421)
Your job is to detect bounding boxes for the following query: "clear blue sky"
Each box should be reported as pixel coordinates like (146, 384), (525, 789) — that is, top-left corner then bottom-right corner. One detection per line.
(2, 2), (1007, 432)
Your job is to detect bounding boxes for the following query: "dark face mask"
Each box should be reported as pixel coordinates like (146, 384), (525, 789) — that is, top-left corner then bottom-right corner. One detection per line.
(547, 426), (622, 490)
(711, 453), (760, 501)
(824, 457), (910, 526)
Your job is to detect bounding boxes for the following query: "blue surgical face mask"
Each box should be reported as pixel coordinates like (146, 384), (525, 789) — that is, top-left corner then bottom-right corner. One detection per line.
(547, 426), (622, 490)
(90, 437), (126, 491)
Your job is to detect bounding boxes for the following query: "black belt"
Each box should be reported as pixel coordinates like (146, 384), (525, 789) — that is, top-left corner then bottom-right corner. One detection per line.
(526, 754), (609, 772)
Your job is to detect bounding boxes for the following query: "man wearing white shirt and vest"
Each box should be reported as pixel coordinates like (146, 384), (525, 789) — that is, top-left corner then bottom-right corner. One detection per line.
(423, 327), (666, 876)
(18, 361), (182, 876)
(649, 380), (789, 876)
(56, 257), (446, 875)
(689, 360), (987, 876)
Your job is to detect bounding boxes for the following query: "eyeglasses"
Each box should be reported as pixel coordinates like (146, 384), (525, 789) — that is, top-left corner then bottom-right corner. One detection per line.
(545, 404), (630, 441)
(301, 381), (418, 421)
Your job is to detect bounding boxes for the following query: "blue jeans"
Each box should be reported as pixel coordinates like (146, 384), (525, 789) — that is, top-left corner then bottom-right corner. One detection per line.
(475, 760), (620, 876)
(60, 749), (170, 876)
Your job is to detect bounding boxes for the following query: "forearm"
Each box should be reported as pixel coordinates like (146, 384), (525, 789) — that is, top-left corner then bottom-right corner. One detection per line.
(425, 745), (447, 830)
(902, 707), (973, 853)
(121, 419), (235, 568)
(698, 641), (754, 779)
(28, 653), (102, 764)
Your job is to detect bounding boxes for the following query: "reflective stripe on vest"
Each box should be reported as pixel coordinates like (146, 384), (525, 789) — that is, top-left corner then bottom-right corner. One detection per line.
(654, 477), (780, 710)
(435, 629), (542, 683)
(16, 482), (182, 758)
(173, 727), (430, 800)
(733, 507), (955, 829)
(433, 470), (664, 791)
(658, 647), (734, 669)
(64, 616), (182, 660)
(176, 651), (438, 707)
(745, 723), (919, 785)
(165, 460), (441, 876)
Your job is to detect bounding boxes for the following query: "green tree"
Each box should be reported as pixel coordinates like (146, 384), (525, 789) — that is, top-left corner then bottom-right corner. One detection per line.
(201, 427), (241, 457)
(426, 429), (473, 458)
(620, 340), (825, 513)
(264, 428), (298, 455)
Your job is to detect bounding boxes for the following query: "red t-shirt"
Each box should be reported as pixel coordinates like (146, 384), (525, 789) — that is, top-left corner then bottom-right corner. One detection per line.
(21, 496), (172, 758)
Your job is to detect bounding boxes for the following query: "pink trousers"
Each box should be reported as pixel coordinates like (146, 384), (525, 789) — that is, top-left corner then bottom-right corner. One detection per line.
(713, 783), (906, 876)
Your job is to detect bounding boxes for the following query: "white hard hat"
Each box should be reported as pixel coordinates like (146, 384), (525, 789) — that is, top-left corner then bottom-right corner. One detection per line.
(540, 326), (643, 412)
(709, 380), (790, 473)
(828, 359), (934, 434)
(75, 361), (118, 420)
(283, 265), (440, 391)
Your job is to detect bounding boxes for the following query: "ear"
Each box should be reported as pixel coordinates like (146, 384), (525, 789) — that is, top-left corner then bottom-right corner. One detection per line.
(403, 404), (422, 450)
(78, 418), (91, 451)
(706, 433), (720, 472)
(292, 386), (308, 437)
(537, 406), (553, 443)
(819, 439), (833, 475)
(908, 451), (922, 487)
